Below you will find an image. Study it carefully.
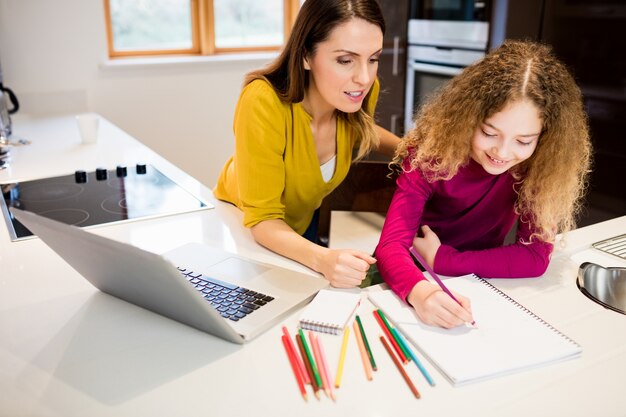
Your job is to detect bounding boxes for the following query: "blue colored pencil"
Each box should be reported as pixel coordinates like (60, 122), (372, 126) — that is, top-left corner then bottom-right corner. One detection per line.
(391, 327), (436, 386)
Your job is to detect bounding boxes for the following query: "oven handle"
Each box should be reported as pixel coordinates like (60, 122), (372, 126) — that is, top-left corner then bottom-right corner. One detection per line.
(409, 61), (464, 76)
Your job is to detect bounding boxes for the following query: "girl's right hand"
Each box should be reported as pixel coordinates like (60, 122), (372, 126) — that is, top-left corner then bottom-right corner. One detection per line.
(407, 280), (474, 328)
(319, 249), (377, 288)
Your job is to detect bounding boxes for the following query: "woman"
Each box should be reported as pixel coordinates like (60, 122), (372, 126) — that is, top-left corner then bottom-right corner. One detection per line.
(214, 0), (400, 288)
(375, 40), (592, 328)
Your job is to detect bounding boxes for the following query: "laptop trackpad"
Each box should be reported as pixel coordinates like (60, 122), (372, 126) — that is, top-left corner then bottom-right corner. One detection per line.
(207, 257), (270, 284)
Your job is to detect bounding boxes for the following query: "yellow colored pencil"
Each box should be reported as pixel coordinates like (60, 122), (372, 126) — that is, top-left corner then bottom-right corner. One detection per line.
(335, 327), (350, 388)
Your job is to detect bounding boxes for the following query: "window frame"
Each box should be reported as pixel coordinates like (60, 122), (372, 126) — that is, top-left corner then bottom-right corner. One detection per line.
(103, 0), (301, 58)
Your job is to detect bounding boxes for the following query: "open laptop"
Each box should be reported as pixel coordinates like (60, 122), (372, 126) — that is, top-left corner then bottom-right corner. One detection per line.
(11, 208), (328, 344)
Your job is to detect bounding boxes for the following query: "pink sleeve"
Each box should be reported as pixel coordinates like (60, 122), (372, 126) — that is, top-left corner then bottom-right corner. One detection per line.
(434, 216), (553, 278)
(375, 168), (430, 301)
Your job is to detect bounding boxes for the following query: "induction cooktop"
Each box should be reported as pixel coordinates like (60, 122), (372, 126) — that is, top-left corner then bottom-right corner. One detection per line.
(1, 164), (212, 241)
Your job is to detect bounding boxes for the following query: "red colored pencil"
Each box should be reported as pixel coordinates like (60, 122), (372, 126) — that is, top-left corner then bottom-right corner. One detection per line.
(282, 326), (310, 384)
(281, 335), (308, 401)
(380, 336), (421, 399)
(373, 310), (408, 364)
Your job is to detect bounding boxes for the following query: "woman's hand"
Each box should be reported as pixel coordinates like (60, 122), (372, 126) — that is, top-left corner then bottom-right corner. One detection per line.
(318, 249), (376, 288)
(407, 280), (473, 328)
(412, 225), (441, 269)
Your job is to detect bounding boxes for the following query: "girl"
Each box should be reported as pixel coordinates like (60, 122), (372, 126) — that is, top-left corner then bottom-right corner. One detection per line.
(375, 40), (592, 328)
(214, 0), (401, 288)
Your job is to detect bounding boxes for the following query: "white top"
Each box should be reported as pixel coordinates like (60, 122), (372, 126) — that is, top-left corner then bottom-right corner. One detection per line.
(1, 114), (625, 417)
(320, 154), (336, 183)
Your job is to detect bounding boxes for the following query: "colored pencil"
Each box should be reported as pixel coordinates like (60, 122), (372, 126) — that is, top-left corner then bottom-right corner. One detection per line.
(391, 327), (436, 386)
(377, 309), (411, 362)
(309, 332), (327, 395)
(410, 246), (476, 325)
(311, 332), (335, 401)
(282, 326), (310, 384)
(373, 310), (408, 364)
(298, 328), (323, 390)
(281, 335), (308, 401)
(380, 336), (421, 399)
(334, 327), (350, 388)
(296, 333), (320, 399)
(355, 315), (377, 371)
(353, 321), (373, 380)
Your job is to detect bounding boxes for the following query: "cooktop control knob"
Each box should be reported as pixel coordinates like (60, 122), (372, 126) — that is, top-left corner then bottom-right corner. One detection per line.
(95, 167), (108, 180)
(74, 170), (87, 183)
(116, 165), (127, 177)
(136, 163), (147, 174)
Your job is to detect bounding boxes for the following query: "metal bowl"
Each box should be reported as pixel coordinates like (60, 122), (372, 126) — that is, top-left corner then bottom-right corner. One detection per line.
(577, 262), (626, 315)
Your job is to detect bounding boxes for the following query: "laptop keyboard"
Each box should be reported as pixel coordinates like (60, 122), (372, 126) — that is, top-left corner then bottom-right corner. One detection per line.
(592, 234), (626, 261)
(177, 267), (274, 321)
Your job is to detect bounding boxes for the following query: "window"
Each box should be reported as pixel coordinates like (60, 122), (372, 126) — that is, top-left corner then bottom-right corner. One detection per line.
(103, 0), (301, 58)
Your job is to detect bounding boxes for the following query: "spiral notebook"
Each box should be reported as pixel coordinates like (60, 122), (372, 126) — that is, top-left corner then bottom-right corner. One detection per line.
(298, 289), (361, 335)
(368, 274), (582, 386)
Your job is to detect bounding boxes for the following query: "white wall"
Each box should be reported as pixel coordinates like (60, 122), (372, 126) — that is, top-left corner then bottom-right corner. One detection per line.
(0, 0), (274, 186)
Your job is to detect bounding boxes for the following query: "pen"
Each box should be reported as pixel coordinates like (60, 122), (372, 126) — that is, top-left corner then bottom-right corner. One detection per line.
(409, 246), (476, 326)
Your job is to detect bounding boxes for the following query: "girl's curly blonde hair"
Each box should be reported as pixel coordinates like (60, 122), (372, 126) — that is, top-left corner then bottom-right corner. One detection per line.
(396, 40), (592, 242)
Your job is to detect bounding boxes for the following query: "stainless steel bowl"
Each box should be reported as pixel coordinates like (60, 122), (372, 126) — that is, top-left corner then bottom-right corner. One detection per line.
(577, 262), (626, 315)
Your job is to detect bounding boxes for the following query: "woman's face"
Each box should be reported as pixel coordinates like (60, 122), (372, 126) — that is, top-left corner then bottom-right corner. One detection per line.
(470, 99), (542, 175)
(303, 17), (383, 114)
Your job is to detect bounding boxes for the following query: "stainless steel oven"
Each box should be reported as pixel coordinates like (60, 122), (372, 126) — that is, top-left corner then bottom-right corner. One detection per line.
(404, 19), (488, 132)
(410, 0), (489, 22)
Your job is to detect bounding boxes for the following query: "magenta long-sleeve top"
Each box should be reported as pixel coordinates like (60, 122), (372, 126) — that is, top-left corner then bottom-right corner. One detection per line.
(375, 158), (553, 301)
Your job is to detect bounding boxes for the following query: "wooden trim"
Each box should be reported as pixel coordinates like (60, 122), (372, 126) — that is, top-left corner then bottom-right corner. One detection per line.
(104, 0), (299, 58)
(102, 0), (115, 58)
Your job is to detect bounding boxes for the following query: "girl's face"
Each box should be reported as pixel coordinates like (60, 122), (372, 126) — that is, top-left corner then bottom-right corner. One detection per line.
(470, 99), (542, 175)
(303, 17), (383, 115)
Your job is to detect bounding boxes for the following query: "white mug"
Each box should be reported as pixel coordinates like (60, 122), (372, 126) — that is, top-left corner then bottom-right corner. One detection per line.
(76, 113), (100, 144)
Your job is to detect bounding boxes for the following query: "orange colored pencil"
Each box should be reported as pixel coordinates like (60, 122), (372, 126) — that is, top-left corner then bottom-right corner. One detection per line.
(281, 335), (308, 401)
(282, 326), (310, 384)
(373, 310), (409, 364)
(380, 336), (421, 399)
(353, 321), (373, 380)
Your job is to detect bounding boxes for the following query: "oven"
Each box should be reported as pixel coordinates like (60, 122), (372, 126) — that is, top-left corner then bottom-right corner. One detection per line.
(404, 18), (489, 132)
(410, 0), (489, 22)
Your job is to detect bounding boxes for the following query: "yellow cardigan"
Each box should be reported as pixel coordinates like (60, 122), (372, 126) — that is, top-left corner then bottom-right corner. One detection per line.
(214, 79), (379, 235)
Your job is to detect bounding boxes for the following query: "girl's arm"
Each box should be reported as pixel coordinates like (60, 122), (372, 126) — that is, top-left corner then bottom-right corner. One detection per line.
(431, 221), (553, 279)
(251, 219), (376, 288)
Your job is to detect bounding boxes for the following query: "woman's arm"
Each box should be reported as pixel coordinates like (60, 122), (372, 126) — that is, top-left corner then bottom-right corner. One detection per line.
(251, 219), (376, 288)
(374, 124), (402, 157)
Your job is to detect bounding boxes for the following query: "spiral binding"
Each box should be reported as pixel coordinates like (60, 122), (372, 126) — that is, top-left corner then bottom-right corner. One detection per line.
(299, 320), (341, 335)
(472, 275), (581, 348)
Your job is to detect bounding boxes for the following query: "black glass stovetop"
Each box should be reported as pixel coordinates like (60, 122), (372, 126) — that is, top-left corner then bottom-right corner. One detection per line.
(1, 164), (209, 241)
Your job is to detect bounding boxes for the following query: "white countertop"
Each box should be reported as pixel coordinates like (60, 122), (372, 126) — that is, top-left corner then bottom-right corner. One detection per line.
(1, 115), (625, 417)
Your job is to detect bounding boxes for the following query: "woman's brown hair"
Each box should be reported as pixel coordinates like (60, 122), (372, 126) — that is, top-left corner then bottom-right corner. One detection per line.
(245, 0), (386, 159)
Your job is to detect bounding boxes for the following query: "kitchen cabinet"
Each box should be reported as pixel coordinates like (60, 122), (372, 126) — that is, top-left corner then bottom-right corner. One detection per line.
(490, 0), (626, 225)
(375, 0), (410, 138)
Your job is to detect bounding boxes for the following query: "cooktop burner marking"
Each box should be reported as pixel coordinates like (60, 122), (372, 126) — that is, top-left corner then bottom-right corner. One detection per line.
(37, 208), (90, 226)
(18, 182), (84, 202)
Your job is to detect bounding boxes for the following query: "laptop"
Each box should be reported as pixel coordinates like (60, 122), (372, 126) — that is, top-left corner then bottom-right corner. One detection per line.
(11, 208), (328, 344)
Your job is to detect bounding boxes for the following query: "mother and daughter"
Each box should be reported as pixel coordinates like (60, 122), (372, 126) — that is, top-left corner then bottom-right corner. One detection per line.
(214, 0), (592, 329)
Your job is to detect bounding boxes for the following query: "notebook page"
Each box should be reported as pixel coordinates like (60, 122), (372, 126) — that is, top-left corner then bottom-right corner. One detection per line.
(368, 274), (582, 385)
(299, 290), (361, 335)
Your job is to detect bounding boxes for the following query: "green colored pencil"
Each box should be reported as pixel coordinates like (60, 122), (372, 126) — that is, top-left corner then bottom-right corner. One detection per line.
(355, 315), (377, 371)
(377, 309), (411, 362)
(298, 328), (322, 388)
